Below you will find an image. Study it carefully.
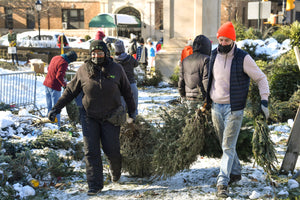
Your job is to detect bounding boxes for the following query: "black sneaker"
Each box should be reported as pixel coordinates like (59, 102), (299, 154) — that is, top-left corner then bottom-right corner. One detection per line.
(87, 188), (101, 196)
(111, 173), (121, 183)
(217, 185), (229, 198)
(229, 174), (241, 185)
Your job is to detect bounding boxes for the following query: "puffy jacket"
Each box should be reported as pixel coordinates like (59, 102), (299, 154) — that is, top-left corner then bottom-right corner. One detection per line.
(114, 54), (139, 84)
(53, 58), (136, 120)
(43, 55), (68, 91)
(178, 35), (211, 100)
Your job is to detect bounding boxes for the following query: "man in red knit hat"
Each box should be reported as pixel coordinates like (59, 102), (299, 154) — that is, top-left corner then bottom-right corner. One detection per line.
(95, 29), (106, 40)
(203, 21), (270, 198)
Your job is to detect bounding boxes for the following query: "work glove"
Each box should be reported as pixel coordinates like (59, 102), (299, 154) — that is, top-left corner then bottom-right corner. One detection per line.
(127, 113), (136, 124)
(196, 102), (211, 115)
(261, 100), (269, 119)
(127, 117), (134, 124)
(48, 108), (60, 122)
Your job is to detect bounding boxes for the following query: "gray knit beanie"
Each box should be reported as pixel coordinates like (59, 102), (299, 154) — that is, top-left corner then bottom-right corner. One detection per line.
(114, 40), (125, 54)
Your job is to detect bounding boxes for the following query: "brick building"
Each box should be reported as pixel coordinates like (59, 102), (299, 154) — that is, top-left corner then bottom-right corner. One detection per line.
(0, 0), (163, 40)
(0, 0), (299, 39)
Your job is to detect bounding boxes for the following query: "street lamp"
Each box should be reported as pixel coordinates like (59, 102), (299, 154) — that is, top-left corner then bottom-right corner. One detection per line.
(35, 0), (42, 41)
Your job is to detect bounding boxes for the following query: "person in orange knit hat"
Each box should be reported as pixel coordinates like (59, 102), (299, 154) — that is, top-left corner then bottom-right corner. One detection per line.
(180, 39), (193, 63)
(203, 21), (270, 198)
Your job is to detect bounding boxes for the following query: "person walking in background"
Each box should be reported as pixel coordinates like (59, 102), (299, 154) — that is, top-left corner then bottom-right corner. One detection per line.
(57, 34), (69, 48)
(147, 38), (156, 74)
(204, 22), (270, 198)
(136, 38), (148, 75)
(178, 35), (211, 110)
(43, 51), (78, 127)
(47, 40), (136, 196)
(156, 37), (163, 52)
(7, 27), (19, 66)
(180, 39), (193, 64)
(95, 29), (106, 40)
(103, 37), (114, 58)
(114, 40), (139, 118)
(128, 33), (137, 59)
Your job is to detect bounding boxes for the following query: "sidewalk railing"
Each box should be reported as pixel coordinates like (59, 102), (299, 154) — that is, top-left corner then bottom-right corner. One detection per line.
(0, 71), (37, 108)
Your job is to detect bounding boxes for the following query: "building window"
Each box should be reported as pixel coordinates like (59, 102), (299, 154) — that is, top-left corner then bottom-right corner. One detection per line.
(27, 8), (35, 29)
(155, 0), (163, 30)
(5, 7), (13, 28)
(62, 9), (84, 29)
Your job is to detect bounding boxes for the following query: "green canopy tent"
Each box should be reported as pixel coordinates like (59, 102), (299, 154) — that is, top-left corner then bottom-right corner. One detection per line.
(89, 14), (141, 37)
(89, 13), (117, 28)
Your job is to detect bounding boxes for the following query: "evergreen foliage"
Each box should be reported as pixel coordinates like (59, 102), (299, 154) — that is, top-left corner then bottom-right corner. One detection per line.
(269, 64), (299, 101)
(289, 21), (300, 48)
(46, 151), (74, 178)
(241, 43), (269, 61)
(270, 87), (300, 122)
(65, 100), (80, 125)
(138, 69), (163, 87)
(248, 82), (278, 175)
(271, 25), (290, 43)
(0, 102), (11, 111)
(169, 65), (180, 86)
(232, 20), (247, 41)
(120, 116), (157, 177)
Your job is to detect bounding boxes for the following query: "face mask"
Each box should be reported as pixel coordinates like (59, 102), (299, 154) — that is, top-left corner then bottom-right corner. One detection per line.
(91, 57), (105, 65)
(218, 43), (233, 54)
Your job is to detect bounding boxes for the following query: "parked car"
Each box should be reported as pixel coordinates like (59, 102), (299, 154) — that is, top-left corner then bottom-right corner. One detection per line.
(0, 31), (69, 48)
(68, 36), (85, 48)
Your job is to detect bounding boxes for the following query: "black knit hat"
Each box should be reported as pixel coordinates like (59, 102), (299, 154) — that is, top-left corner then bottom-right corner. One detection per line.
(139, 38), (144, 44)
(89, 40), (108, 54)
(65, 51), (78, 63)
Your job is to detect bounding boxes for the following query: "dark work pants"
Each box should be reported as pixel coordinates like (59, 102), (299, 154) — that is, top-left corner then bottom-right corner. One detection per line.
(11, 53), (18, 65)
(82, 113), (121, 190)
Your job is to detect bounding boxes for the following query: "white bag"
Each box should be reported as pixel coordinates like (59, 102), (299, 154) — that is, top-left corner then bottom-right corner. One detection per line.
(8, 47), (16, 54)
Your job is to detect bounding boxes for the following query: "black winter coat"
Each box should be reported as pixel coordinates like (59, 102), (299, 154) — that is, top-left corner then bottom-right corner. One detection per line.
(53, 58), (136, 120)
(178, 35), (211, 100)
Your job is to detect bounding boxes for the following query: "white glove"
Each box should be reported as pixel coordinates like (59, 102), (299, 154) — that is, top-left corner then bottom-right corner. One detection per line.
(127, 117), (134, 124)
(261, 100), (269, 119)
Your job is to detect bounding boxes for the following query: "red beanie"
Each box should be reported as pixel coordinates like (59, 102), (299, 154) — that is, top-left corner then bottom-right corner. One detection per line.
(217, 22), (236, 41)
(95, 30), (106, 40)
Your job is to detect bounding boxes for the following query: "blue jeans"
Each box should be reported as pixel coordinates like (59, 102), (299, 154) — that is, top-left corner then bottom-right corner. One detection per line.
(211, 103), (243, 186)
(45, 86), (61, 127)
(121, 82), (138, 118)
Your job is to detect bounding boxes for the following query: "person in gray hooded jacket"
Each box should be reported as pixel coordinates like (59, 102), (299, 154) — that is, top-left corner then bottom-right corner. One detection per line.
(178, 34), (212, 109)
(114, 40), (139, 118)
(48, 40), (136, 196)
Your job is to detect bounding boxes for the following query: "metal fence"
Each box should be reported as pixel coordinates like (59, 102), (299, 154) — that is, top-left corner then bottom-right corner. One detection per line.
(0, 71), (37, 108)
(65, 72), (76, 82)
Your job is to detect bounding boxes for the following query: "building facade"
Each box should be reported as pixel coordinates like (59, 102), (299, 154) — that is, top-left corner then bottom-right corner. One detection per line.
(1, 0), (300, 40)
(0, 0), (164, 40)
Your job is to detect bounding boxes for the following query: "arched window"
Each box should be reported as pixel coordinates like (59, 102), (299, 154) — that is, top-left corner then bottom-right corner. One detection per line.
(117, 7), (141, 38)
